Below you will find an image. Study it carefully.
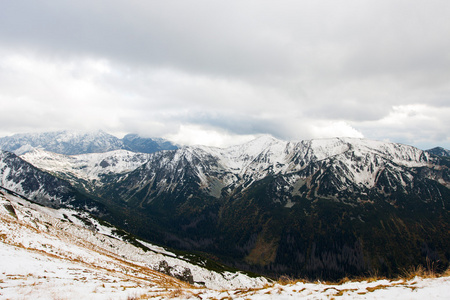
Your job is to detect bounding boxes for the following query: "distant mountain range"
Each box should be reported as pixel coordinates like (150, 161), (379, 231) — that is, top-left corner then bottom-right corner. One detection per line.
(0, 130), (177, 155)
(1, 131), (449, 280)
(426, 147), (450, 157)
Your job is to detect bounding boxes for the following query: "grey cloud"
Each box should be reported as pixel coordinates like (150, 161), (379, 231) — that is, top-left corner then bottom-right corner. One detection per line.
(176, 110), (282, 136)
(1, 0), (450, 149)
(2, 1), (450, 90)
(0, 1), (296, 77)
(305, 101), (388, 122)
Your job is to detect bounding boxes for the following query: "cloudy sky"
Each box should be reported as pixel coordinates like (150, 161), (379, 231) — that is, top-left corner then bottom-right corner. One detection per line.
(1, 0), (449, 149)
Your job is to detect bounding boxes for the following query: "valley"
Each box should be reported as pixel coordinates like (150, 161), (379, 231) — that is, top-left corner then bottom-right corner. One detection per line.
(1, 131), (449, 281)
(2, 185), (449, 299)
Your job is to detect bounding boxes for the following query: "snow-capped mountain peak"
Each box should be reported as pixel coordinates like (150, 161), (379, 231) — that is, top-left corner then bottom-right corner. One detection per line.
(109, 136), (439, 204)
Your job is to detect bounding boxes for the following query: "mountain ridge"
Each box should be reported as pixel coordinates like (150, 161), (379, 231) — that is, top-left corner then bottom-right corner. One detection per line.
(0, 130), (178, 155)
(427, 146), (450, 157)
(0, 149), (104, 211)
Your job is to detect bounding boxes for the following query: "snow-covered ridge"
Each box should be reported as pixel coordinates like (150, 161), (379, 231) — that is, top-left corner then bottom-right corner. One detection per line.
(16, 135), (438, 199)
(21, 148), (152, 181)
(19, 135), (432, 184)
(0, 150), (79, 208)
(186, 136), (432, 189)
(195, 136), (430, 173)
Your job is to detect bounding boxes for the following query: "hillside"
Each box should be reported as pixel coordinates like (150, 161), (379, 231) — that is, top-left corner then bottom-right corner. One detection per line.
(0, 187), (268, 296)
(1, 186), (449, 299)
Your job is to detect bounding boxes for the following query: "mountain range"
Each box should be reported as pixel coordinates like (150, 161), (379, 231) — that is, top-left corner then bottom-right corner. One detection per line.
(1, 131), (450, 281)
(0, 130), (177, 155)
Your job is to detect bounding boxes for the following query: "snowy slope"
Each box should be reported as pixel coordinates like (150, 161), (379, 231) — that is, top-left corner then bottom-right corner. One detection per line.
(199, 276), (450, 299)
(1, 188), (449, 299)
(0, 150), (104, 211)
(0, 187), (268, 293)
(21, 149), (152, 182)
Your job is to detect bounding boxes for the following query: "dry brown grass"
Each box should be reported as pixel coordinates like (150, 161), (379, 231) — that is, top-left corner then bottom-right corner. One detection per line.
(166, 287), (183, 298)
(273, 262), (450, 292)
(336, 276), (351, 285)
(402, 259), (440, 280)
(365, 272), (386, 283)
(228, 282), (275, 299)
(276, 275), (310, 285)
(365, 284), (392, 292)
(277, 275), (297, 285)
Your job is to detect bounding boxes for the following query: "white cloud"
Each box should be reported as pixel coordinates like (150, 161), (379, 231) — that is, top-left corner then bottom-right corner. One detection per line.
(310, 121), (364, 139)
(164, 124), (256, 147)
(358, 104), (450, 148)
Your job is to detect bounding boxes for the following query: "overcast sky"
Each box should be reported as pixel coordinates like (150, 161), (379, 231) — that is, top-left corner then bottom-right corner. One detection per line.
(1, 0), (449, 149)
